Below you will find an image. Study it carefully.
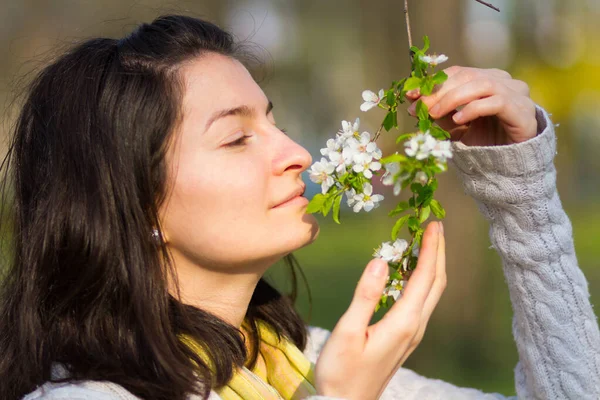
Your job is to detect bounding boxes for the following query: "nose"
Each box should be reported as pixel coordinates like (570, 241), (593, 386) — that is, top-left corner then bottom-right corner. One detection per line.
(271, 132), (313, 176)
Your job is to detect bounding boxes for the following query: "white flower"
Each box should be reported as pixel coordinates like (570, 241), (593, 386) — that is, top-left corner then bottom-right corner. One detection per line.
(431, 140), (453, 163)
(374, 238), (408, 263)
(339, 118), (360, 140)
(405, 131), (437, 160)
(350, 183), (384, 213)
(360, 89), (385, 112)
(319, 138), (340, 159)
(346, 132), (382, 164)
(345, 188), (357, 207)
(419, 54), (448, 66)
(415, 171), (428, 185)
(383, 279), (407, 301)
(381, 161), (404, 196)
(385, 287), (402, 301)
(352, 159), (381, 179)
(329, 146), (357, 174)
(308, 158), (335, 194)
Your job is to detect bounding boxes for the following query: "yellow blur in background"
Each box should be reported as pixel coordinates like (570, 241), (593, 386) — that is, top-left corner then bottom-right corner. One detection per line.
(1, 0), (599, 395)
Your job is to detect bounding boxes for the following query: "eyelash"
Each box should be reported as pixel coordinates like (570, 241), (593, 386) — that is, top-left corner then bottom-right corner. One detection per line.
(226, 128), (288, 147)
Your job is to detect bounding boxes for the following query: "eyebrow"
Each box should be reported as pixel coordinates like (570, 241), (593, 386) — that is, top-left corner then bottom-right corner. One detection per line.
(204, 100), (273, 133)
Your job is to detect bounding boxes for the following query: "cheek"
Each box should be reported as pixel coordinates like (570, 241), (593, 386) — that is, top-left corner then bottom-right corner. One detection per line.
(163, 152), (270, 262)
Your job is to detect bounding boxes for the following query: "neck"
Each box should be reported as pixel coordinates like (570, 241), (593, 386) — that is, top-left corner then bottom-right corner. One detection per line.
(167, 249), (279, 328)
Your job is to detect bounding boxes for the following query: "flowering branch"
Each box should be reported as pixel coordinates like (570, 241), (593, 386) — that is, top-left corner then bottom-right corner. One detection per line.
(307, 0), (499, 312)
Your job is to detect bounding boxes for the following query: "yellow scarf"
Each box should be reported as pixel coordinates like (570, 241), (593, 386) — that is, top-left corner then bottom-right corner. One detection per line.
(180, 320), (317, 400)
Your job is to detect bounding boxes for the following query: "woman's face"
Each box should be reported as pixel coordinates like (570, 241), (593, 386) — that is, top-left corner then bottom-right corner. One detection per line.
(159, 53), (319, 271)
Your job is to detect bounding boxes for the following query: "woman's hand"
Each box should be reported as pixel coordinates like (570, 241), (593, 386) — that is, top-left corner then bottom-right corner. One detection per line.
(314, 222), (446, 400)
(407, 66), (537, 146)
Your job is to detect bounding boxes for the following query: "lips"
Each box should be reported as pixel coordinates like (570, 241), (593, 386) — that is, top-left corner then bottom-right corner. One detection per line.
(273, 184), (306, 208)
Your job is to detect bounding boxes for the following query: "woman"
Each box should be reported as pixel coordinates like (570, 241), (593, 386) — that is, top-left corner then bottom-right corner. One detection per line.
(0, 14), (597, 400)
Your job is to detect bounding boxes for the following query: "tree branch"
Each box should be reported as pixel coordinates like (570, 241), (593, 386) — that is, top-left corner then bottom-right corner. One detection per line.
(473, 0), (500, 12)
(404, 0), (413, 63)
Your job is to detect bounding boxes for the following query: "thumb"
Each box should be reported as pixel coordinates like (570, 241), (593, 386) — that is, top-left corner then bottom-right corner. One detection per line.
(338, 258), (389, 332)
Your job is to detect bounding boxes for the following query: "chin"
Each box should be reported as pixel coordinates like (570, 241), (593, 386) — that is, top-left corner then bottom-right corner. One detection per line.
(295, 213), (320, 249)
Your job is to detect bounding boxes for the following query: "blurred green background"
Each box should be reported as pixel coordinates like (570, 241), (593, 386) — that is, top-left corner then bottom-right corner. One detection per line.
(1, 0), (599, 396)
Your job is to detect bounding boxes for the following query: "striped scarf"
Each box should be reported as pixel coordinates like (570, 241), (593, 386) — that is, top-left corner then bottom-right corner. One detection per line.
(180, 320), (317, 400)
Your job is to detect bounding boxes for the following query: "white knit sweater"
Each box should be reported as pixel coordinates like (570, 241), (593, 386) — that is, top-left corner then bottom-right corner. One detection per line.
(23, 106), (600, 399)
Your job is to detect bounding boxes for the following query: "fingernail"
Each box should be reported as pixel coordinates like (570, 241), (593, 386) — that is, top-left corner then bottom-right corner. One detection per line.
(439, 221), (444, 235)
(430, 104), (440, 116)
(370, 261), (388, 277)
(453, 111), (463, 123)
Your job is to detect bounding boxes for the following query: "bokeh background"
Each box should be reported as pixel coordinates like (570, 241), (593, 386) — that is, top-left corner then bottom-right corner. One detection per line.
(1, 0), (599, 396)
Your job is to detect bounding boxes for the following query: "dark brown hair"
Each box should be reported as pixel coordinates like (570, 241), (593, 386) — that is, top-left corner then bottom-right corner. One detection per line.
(0, 15), (310, 400)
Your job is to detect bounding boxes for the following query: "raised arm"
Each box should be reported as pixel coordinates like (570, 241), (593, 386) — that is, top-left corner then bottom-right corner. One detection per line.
(450, 106), (600, 399)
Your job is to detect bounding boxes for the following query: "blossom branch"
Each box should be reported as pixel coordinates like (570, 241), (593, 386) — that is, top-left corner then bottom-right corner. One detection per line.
(473, 0), (500, 12)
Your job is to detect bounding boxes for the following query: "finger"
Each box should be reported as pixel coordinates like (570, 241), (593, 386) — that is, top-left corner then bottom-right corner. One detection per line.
(452, 94), (533, 131)
(379, 222), (440, 327)
(412, 67), (512, 114)
(419, 222), (446, 322)
(444, 65), (512, 80)
(337, 258), (389, 334)
(406, 89), (420, 100)
(428, 78), (511, 120)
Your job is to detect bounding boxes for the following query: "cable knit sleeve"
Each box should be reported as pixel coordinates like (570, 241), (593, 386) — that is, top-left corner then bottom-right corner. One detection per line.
(449, 105), (600, 399)
(302, 106), (600, 400)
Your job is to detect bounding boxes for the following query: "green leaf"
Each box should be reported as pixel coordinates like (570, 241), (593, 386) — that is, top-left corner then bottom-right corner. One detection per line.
(432, 70), (448, 85)
(380, 153), (407, 164)
(395, 132), (415, 144)
(429, 178), (438, 192)
(408, 197), (415, 207)
(386, 89), (395, 107)
(421, 78), (435, 96)
(388, 201), (410, 217)
(323, 194), (335, 216)
(408, 216), (420, 232)
(417, 187), (434, 207)
(422, 35), (430, 52)
(418, 119), (432, 133)
(383, 110), (397, 131)
(332, 194), (342, 224)
(430, 199), (446, 219)
(306, 194), (326, 214)
(403, 77), (421, 92)
(392, 215), (411, 241)
(410, 182), (424, 194)
(430, 125), (450, 140)
(396, 78), (407, 91)
(416, 100), (429, 121)
(391, 271), (403, 280)
(419, 205), (431, 223)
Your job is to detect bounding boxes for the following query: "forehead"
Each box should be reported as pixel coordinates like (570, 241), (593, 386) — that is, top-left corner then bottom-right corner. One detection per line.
(179, 53), (267, 117)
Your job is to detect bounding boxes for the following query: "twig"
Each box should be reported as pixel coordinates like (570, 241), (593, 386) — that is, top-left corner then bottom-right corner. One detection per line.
(373, 122), (385, 142)
(474, 0), (500, 12)
(404, 0), (413, 63)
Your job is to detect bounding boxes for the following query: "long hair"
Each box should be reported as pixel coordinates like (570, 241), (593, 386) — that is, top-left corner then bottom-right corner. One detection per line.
(0, 15), (310, 400)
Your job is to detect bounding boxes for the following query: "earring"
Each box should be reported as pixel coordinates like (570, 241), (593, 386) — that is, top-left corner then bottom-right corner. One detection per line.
(151, 228), (161, 242)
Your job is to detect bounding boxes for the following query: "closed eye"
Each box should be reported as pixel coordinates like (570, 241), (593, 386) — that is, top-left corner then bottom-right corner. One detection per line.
(226, 135), (252, 147)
